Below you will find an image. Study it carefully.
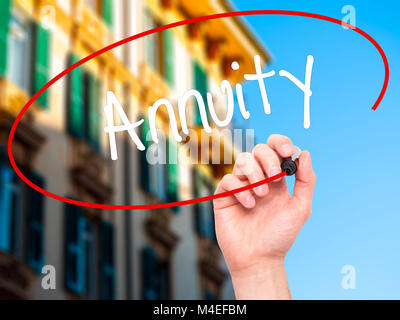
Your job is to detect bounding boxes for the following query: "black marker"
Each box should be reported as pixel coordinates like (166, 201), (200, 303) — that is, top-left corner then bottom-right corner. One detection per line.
(281, 146), (301, 176)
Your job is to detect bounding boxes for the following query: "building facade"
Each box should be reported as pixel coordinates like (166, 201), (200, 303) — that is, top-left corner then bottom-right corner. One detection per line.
(0, 0), (269, 300)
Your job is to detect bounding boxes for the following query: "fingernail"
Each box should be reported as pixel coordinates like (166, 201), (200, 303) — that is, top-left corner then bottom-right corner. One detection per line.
(245, 196), (256, 207)
(236, 157), (245, 167)
(281, 143), (293, 156)
(300, 151), (310, 167)
(269, 165), (282, 177)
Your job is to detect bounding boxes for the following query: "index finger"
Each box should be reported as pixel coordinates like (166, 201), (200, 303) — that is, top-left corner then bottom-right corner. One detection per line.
(267, 134), (294, 159)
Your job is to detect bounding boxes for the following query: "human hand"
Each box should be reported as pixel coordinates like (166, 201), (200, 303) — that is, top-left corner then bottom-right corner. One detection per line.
(213, 134), (316, 299)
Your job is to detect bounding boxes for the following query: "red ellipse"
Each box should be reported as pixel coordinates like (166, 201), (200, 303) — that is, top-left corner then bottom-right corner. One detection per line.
(7, 10), (389, 210)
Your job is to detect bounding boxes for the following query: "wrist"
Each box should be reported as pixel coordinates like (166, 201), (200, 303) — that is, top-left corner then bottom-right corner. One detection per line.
(230, 256), (285, 279)
(230, 257), (291, 300)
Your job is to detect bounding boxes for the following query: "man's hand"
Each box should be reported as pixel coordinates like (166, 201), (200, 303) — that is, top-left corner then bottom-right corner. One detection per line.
(213, 134), (316, 299)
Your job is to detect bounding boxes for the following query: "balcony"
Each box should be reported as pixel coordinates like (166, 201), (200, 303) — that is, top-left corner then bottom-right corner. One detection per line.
(0, 110), (45, 170)
(0, 78), (39, 117)
(69, 144), (113, 204)
(0, 251), (36, 300)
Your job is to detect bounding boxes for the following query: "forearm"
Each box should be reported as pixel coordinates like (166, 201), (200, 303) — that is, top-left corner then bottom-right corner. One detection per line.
(231, 258), (291, 300)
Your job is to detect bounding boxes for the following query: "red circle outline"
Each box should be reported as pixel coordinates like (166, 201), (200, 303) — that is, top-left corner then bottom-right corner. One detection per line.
(7, 10), (389, 210)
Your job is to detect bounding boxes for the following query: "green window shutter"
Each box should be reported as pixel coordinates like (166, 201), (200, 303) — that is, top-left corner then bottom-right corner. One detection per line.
(167, 139), (179, 211)
(65, 203), (88, 295)
(193, 171), (217, 240)
(156, 158), (166, 201)
(87, 74), (101, 151)
(33, 23), (51, 109)
(193, 170), (202, 233)
(193, 170), (214, 238)
(102, 0), (113, 27)
(141, 246), (159, 300)
(0, 165), (13, 252)
(193, 61), (208, 126)
(199, 200), (213, 237)
(163, 29), (174, 86)
(142, 116), (152, 149)
(0, 0), (11, 76)
(27, 172), (45, 272)
(158, 262), (170, 299)
(101, 221), (115, 300)
(67, 55), (84, 138)
(140, 117), (151, 193)
(140, 121), (167, 200)
(82, 222), (96, 298)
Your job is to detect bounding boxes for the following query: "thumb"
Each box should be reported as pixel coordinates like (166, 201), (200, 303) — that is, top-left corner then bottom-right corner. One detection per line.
(290, 151), (316, 214)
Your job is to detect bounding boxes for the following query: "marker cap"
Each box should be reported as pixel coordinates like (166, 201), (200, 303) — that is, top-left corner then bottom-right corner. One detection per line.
(281, 146), (302, 176)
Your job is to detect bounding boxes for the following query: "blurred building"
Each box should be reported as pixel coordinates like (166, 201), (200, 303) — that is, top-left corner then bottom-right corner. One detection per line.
(0, 0), (269, 299)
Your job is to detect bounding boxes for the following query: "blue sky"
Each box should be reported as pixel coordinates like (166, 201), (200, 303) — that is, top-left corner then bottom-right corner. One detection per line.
(231, 0), (400, 299)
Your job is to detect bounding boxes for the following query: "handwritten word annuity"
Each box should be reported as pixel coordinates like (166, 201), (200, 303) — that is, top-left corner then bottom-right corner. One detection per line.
(104, 55), (314, 160)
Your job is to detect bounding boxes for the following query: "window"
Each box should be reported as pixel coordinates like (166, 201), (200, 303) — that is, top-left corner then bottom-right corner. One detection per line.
(101, 221), (115, 300)
(0, 163), (46, 270)
(65, 203), (101, 298)
(194, 170), (217, 241)
(143, 11), (174, 84)
(146, 142), (166, 200)
(141, 246), (170, 300)
(140, 122), (179, 206)
(67, 56), (102, 151)
(140, 118), (165, 200)
(148, 144), (167, 200)
(193, 61), (209, 126)
(7, 8), (32, 93)
(0, 3), (50, 107)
